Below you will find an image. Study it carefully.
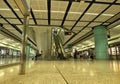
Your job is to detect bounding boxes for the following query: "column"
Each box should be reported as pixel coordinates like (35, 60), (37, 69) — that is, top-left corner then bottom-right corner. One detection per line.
(93, 25), (109, 59)
(26, 44), (30, 60)
(20, 15), (29, 75)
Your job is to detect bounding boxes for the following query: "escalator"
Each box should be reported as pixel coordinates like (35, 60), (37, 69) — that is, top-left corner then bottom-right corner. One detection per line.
(51, 28), (66, 59)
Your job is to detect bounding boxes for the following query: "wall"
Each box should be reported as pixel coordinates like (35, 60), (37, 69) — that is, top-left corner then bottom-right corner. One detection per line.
(34, 27), (52, 59)
(27, 27), (36, 41)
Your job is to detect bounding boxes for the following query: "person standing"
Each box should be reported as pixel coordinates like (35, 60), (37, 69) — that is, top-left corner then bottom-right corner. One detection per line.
(74, 49), (78, 59)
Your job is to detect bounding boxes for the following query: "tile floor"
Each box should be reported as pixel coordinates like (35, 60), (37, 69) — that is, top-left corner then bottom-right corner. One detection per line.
(0, 60), (120, 84)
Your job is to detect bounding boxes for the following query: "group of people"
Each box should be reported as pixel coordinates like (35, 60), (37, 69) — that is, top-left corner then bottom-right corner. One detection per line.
(73, 49), (94, 60)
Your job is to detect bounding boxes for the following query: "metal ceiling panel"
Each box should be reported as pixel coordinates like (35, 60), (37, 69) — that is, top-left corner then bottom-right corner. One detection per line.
(106, 13), (120, 23)
(103, 23), (110, 25)
(0, 0), (8, 8)
(66, 13), (80, 20)
(64, 21), (75, 27)
(51, 20), (62, 25)
(104, 5), (120, 14)
(0, 19), (8, 24)
(95, 15), (113, 22)
(14, 11), (24, 18)
(51, 1), (68, 20)
(81, 14), (96, 21)
(36, 20), (48, 25)
(40, 12), (48, 19)
(88, 22), (101, 27)
(7, 19), (21, 24)
(16, 25), (23, 31)
(3, 25), (15, 30)
(69, 2), (89, 12)
(8, 29), (22, 38)
(33, 12), (42, 18)
(7, 0), (23, 18)
(0, 10), (16, 18)
(51, 1), (68, 11)
(87, 4), (109, 13)
(73, 30), (79, 33)
(76, 22), (89, 27)
(29, 19), (35, 25)
(51, 13), (64, 19)
(73, 26), (91, 32)
(31, 0), (47, 10)
(67, 28), (91, 44)
(2, 24), (22, 39)
(73, 27), (83, 33)
(34, 12), (47, 19)
(64, 27), (71, 30)
(110, 25), (120, 38)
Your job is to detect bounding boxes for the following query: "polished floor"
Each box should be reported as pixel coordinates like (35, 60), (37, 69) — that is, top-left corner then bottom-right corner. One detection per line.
(0, 59), (120, 84)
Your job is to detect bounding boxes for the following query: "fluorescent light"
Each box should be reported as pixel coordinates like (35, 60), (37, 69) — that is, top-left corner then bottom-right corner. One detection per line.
(102, 14), (114, 16)
(69, 12), (82, 14)
(33, 10), (47, 12)
(33, 9), (114, 17)
(0, 8), (19, 11)
(86, 13), (98, 15)
(86, 13), (114, 16)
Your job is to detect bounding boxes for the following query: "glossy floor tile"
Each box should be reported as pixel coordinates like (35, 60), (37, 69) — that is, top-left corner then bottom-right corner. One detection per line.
(0, 60), (120, 84)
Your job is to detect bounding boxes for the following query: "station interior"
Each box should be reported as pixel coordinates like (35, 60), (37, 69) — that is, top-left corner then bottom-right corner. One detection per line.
(0, 0), (120, 84)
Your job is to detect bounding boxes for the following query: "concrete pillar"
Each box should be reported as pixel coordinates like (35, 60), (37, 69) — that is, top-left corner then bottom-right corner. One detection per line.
(20, 15), (29, 75)
(26, 44), (30, 60)
(93, 25), (109, 59)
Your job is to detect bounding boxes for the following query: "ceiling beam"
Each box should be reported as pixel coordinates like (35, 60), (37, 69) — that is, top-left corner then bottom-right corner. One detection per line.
(76, 0), (118, 33)
(1, 15), (22, 34)
(61, 0), (72, 26)
(30, 8), (37, 25)
(63, 1), (94, 46)
(3, 0), (23, 24)
(70, 1), (94, 30)
(1, 15), (37, 47)
(47, 0), (51, 25)
(0, 26), (21, 42)
(63, 0), (117, 46)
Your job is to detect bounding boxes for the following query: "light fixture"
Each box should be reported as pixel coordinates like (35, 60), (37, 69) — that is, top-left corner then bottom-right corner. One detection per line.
(14, 0), (30, 15)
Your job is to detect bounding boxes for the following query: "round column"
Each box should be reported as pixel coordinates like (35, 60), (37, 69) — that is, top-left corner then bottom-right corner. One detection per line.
(93, 25), (109, 59)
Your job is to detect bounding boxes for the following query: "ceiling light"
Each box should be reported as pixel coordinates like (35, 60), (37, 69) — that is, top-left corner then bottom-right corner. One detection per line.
(86, 13), (98, 15)
(102, 14), (114, 16)
(0, 8), (19, 11)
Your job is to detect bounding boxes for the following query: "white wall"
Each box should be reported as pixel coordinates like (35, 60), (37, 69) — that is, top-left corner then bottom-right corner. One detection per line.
(34, 26), (52, 59)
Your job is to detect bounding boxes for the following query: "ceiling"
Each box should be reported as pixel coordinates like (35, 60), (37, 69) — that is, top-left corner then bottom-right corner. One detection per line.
(0, 0), (120, 50)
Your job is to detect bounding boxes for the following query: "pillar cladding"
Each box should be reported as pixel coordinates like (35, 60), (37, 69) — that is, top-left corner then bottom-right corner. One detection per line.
(93, 25), (109, 59)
